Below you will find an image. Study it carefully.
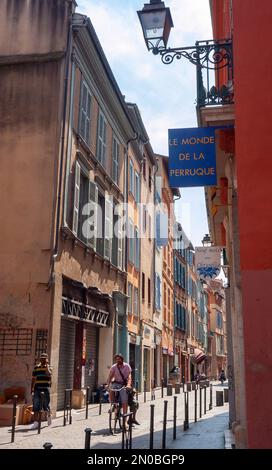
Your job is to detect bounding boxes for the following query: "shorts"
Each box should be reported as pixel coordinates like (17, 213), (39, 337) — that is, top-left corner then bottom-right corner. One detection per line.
(33, 388), (50, 412)
(110, 383), (128, 404)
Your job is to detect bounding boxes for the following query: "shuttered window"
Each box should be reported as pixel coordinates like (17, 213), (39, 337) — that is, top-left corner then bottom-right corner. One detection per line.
(112, 137), (119, 184)
(104, 193), (113, 261)
(72, 161), (81, 235)
(87, 181), (98, 250)
(79, 80), (91, 145)
(97, 111), (107, 166)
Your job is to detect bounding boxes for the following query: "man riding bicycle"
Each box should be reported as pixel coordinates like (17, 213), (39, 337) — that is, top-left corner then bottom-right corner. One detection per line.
(107, 354), (132, 421)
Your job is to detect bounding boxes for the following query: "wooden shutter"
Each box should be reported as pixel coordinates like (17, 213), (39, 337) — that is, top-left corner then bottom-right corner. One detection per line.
(88, 180), (98, 250)
(117, 208), (123, 270)
(72, 161), (81, 235)
(104, 193), (113, 260)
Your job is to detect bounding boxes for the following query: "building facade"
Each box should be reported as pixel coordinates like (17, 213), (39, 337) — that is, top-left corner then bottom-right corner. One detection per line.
(199, 0), (272, 448)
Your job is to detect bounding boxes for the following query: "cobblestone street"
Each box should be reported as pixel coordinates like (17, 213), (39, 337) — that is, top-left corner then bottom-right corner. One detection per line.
(0, 383), (228, 450)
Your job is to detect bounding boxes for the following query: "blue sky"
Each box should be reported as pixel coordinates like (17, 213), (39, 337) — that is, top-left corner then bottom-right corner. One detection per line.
(76, 0), (212, 247)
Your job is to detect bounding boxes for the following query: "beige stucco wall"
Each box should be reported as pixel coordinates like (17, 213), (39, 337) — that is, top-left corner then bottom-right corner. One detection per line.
(0, 1), (70, 397)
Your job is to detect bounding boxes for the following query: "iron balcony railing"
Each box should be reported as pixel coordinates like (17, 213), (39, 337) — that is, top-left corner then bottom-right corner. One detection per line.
(195, 39), (234, 107)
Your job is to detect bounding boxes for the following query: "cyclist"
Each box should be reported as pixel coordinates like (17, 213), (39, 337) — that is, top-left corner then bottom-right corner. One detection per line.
(107, 354), (132, 423)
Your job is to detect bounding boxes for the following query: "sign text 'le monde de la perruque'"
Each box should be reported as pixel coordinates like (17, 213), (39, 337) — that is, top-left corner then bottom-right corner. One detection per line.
(168, 127), (217, 188)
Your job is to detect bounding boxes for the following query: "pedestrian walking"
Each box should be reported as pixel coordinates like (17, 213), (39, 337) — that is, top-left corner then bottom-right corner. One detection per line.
(29, 353), (52, 430)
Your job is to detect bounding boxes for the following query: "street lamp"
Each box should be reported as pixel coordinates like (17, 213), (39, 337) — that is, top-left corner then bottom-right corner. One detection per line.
(137, 0), (232, 71)
(201, 234), (212, 247)
(137, 0), (173, 53)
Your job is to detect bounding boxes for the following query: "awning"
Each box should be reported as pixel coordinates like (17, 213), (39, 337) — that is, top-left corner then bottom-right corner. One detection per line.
(192, 348), (206, 364)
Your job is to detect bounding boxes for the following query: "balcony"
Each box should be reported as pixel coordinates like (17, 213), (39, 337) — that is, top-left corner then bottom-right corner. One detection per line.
(196, 39), (234, 108)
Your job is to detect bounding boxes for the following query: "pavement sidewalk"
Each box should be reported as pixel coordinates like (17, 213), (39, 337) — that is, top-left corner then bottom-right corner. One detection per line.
(0, 383), (229, 450)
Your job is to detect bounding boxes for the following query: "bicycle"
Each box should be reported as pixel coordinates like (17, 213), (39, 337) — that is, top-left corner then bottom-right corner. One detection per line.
(108, 384), (126, 435)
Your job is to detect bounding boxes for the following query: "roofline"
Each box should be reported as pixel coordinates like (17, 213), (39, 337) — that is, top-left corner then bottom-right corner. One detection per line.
(77, 15), (136, 136)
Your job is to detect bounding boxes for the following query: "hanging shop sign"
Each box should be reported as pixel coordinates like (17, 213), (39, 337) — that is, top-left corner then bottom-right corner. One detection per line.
(195, 246), (222, 279)
(168, 127), (217, 187)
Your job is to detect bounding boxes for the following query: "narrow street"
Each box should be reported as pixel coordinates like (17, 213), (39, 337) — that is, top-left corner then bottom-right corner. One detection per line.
(0, 384), (228, 450)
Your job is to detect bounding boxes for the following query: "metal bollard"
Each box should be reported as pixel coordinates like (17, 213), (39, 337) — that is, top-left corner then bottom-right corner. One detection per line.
(162, 400), (168, 449)
(204, 386), (207, 414)
(216, 390), (224, 406)
(194, 388), (197, 422)
(99, 390), (102, 415)
(149, 404), (155, 450)
(69, 390), (72, 424)
(209, 383), (213, 410)
(175, 383), (181, 394)
(85, 387), (90, 420)
(224, 388), (229, 403)
(38, 392), (44, 435)
(144, 381), (147, 403)
(161, 379), (164, 398)
(167, 384), (172, 396)
(63, 390), (67, 426)
(11, 395), (18, 443)
(199, 387), (202, 418)
(173, 396), (177, 440)
(43, 442), (53, 449)
(151, 380), (156, 401)
(183, 391), (189, 430)
(84, 428), (92, 449)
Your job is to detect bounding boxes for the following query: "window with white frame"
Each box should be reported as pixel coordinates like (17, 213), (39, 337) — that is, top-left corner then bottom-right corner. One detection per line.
(112, 137), (119, 184)
(79, 80), (91, 146)
(97, 111), (107, 166)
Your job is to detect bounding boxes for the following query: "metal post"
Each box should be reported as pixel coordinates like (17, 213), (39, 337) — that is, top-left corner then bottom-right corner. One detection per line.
(173, 396), (177, 440)
(69, 390), (72, 424)
(43, 442), (53, 449)
(11, 395), (18, 443)
(162, 400), (168, 449)
(161, 379), (164, 398)
(149, 404), (155, 450)
(38, 392), (44, 435)
(99, 390), (102, 415)
(129, 416), (133, 450)
(144, 381), (147, 403)
(209, 383), (213, 410)
(85, 387), (90, 420)
(194, 388), (197, 422)
(204, 386), (207, 414)
(63, 389), (67, 426)
(84, 428), (92, 449)
(183, 391), (189, 431)
(199, 387), (202, 418)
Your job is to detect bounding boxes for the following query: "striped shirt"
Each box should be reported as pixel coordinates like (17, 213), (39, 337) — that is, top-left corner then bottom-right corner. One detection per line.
(32, 363), (52, 389)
